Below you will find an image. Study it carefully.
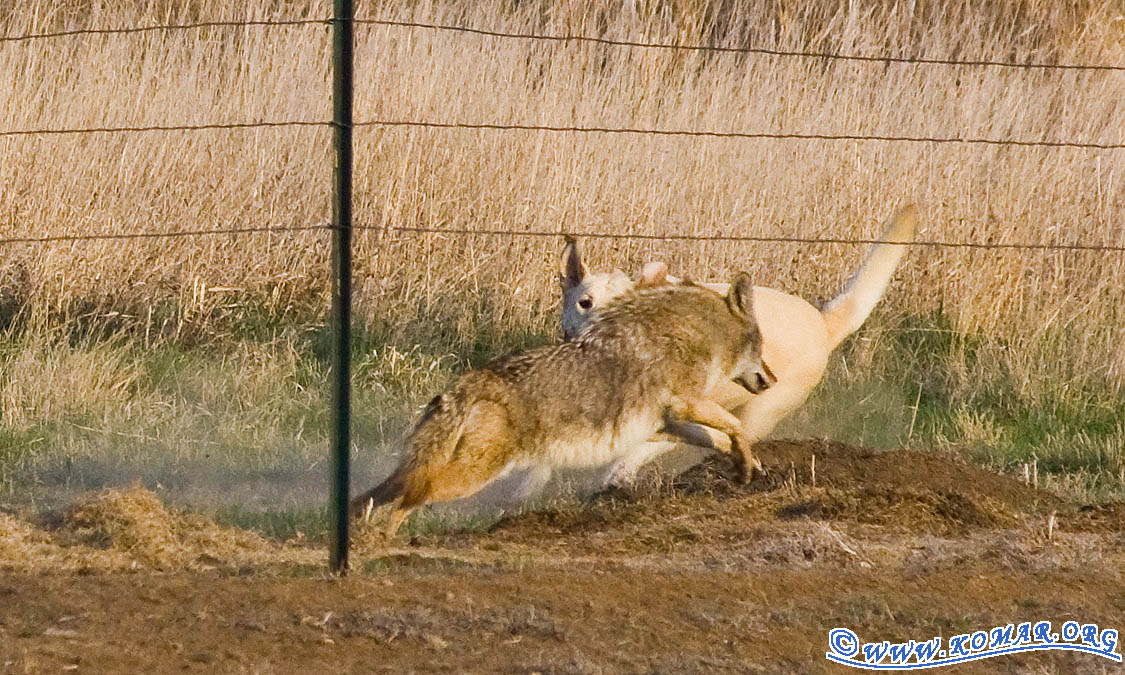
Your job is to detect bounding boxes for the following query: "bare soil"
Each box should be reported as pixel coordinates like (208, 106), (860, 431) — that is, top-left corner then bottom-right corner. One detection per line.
(3, 440), (1124, 674)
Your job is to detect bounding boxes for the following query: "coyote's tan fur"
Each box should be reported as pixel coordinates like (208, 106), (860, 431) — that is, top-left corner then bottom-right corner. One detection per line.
(560, 205), (917, 485)
(353, 276), (774, 540)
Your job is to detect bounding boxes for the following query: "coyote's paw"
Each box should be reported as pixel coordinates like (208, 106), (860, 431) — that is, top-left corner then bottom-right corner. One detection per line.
(730, 434), (764, 485)
(739, 457), (766, 485)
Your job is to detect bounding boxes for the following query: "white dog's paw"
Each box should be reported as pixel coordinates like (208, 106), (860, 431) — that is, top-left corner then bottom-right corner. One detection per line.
(602, 461), (640, 489)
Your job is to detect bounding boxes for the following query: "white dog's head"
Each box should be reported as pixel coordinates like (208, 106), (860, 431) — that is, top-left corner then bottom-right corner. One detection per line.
(558, 237), (634, 340)
(559, 238), (684, 339)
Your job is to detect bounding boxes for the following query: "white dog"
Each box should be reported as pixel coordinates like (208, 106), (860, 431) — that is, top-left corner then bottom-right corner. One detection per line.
(560, 205), (917, 485)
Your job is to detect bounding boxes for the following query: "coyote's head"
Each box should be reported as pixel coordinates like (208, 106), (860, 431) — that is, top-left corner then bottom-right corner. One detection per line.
(724, 273), (775, 395)
(559, 237), (774, 395)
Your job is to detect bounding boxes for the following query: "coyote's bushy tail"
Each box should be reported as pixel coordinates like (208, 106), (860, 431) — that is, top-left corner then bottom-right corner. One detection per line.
(349, 469), (408, 517)
(349, 394), (465, 517)
(820, 205), (917, 350)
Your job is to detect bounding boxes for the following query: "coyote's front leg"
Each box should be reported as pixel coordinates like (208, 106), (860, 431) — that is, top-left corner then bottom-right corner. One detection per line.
(667, 396), (763, 483)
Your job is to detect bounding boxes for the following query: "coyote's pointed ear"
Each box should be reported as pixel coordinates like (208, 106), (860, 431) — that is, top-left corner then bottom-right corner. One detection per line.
(726, 272), (755, 320)
(559, 236), (587, 292)
(639, 261), (668, 286)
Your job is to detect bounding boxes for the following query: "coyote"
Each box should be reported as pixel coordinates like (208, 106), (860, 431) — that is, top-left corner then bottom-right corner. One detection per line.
(560, 205), (917, 484)
(352, 275), (774, 540)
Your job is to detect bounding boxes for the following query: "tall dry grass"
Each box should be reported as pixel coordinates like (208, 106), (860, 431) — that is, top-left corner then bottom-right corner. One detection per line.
(2, 1), (1122, 370)
(0, 0), (1123, 511)
(0, 0), (1122, 420)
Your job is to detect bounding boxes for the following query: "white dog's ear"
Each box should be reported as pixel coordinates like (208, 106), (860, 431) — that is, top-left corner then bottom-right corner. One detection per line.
(726, 272), (755, 320)
(639, 261), (668, 286)
(559, 236), (587, 292)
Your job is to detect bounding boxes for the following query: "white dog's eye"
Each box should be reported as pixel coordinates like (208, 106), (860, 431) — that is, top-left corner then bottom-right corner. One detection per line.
(577, 297), (593, 310)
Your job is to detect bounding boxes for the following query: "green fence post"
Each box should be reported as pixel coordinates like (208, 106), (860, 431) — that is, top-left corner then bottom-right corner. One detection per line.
(330, 0), (355, 575)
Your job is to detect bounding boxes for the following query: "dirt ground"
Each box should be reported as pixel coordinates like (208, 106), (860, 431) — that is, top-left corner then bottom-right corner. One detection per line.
(3, 440), (1124, 674)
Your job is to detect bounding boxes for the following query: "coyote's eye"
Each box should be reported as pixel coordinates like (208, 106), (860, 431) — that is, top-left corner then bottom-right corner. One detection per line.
(577, 297), (593, 310)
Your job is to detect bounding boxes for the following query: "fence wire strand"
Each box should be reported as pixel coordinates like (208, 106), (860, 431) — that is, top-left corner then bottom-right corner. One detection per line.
(358, 18), (1125, 73)
(0, 120), (330, 138)
(354, 119), (1125, 150)
(369, 225), (1125, 254)
(0, 18), (329, 43)
(6, 119), (1118, 150)
(3, 15), (1121, 74)
(0, 224), (326, 246)
(1, 223), (1120, 253)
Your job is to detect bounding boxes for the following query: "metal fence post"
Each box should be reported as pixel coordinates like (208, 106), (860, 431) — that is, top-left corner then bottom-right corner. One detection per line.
(330, 0), (355, 575)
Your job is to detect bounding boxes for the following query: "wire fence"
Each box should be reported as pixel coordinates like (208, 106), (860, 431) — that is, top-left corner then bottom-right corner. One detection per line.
(1, 221), (1122, 253)
(3, 9), (1123, 571)
(357, 18), (1125, 72)
(0, 224), (327, 246)
(5, 15), (1125, 73)
(7, 118), (1123, 150)
(379, 226), (1125, 254)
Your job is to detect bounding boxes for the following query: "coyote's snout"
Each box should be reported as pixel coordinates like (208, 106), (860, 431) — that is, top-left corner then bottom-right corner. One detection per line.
(353, 275), (768, 540)
(734, 362), (777, 396)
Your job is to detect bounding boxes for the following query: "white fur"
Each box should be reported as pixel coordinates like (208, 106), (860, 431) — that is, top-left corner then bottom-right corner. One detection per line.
(562, 206), (917, 486)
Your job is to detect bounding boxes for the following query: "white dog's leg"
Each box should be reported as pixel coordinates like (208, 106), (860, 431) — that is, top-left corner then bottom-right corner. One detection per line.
(603, 420), (733, 488)
(602, 441), (678, 487)
(507, 464), (553, 503)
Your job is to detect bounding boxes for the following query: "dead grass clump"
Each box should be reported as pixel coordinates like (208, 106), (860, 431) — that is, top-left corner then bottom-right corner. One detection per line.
(319, 604), (563, 645)
(351, 507), (396, 555)
(0, 512), (60, 569)
(0, 511), (130, 572)
(58, 485), (276, 569)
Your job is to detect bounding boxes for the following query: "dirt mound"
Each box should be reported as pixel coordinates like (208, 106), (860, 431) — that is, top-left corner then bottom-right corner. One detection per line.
(481, 440), (1068, 553)
(1068, 501), (1125, 532)
(683, 439), (1059, 512)
(57, 485), (277, 569)
(775, 486), (1020, 531)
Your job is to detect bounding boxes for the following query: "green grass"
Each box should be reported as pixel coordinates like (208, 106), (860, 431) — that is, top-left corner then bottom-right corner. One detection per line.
(779, 312), (1125, 503)
(214, 504), (332, 543)
(1, 307), (1122, 526)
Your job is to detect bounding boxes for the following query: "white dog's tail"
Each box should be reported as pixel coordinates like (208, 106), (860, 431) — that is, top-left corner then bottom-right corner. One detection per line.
(820, 205), (917, 350)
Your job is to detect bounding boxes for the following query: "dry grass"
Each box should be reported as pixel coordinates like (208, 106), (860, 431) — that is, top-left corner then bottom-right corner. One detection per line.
(0, 0), (1123, 504)
(0, 1), (1121, 363)
(0, 485), (321, 571)
(0, 336), (141, 431)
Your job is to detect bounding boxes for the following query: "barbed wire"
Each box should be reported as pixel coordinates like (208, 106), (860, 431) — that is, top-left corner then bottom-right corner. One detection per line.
(373, 225), (1125, 253)
(0, 18), (329, 44)
(0, 224), (326, 246)
(355, 119), (1125, 150)
(357, 18), (1125, 73)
